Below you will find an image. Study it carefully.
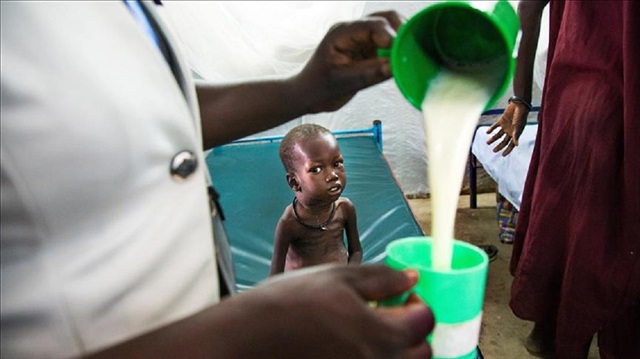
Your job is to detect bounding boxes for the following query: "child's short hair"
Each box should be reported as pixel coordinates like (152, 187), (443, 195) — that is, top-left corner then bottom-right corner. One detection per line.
(279, 123), (333, 173)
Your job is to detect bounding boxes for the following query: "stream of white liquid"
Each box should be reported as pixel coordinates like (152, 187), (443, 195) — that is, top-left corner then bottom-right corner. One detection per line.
(422, 68), (500, 270)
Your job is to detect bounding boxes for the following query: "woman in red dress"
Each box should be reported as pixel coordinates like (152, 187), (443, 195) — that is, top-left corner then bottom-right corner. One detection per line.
(488, 1), (639, 358)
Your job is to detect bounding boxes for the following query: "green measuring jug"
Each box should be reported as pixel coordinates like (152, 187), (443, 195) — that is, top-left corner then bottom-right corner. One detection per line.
(380, 0), (519, 111)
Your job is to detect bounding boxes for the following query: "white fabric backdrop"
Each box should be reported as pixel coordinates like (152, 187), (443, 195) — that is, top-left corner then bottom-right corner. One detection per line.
(160, 1), (546, 196)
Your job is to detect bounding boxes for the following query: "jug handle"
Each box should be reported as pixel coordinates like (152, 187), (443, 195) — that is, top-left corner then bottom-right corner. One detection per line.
(377, 47), (392, 58)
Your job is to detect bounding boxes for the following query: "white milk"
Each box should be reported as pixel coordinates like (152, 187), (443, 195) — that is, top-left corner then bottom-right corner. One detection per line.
(422, 68), (500, 270)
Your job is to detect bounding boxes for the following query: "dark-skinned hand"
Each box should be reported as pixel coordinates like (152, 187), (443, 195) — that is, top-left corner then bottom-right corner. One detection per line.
(293, 11), (405, 113)
(486, 101), (529, 156)
(87, 264), (434, 359)
(230, 264), (434, 359)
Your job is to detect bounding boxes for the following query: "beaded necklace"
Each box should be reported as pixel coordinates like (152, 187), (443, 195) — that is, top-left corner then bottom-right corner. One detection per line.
(292, 197), (336, 231)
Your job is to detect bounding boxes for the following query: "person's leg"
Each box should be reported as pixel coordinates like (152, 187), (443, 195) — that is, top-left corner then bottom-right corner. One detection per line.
(525, 321), (555, 358)
(598, 301), (640, 359)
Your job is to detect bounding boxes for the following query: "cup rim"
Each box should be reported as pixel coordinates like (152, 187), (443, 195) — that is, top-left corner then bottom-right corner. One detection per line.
(390, 0), (517, 111)
(385, 236), (489, 273)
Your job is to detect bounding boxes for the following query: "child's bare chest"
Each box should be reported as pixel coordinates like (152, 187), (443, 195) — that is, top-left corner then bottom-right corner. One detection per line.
(290, 223), (346, 254)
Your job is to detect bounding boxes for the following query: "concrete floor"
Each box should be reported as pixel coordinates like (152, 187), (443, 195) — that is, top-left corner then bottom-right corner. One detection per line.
(406, 193), (599, 359)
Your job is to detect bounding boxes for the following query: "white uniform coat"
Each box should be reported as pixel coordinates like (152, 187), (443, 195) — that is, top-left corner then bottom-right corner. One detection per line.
(1, 2), (220, 357)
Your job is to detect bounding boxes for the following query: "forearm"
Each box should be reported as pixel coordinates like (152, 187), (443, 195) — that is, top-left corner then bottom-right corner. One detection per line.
(513, 0), (548, 102)
(196, 75), (312, 150)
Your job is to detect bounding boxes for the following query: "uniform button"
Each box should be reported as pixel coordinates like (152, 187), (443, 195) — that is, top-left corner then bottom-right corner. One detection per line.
(170, 150), (198, 180)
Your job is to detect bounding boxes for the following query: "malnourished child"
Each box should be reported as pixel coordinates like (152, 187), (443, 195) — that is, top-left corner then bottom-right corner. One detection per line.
(270, 123), (362, 275)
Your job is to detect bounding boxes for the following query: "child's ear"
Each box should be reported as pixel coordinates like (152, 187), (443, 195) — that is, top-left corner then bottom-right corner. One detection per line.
(286, 173), (301, 192)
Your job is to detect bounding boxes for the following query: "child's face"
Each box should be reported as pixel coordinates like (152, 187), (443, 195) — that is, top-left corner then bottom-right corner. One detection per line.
(290, 134), (346, 204)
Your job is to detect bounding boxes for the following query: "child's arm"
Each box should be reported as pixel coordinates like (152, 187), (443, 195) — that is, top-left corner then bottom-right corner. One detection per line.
(343, 199), (363, 264)
(270, 219), (292, 276)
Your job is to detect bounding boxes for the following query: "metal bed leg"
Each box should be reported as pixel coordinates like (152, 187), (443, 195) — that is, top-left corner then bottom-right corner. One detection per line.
(372, 120), (383, 151)
(469, 150), (477, 209)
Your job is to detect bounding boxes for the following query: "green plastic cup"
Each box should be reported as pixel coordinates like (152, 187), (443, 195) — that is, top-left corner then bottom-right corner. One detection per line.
(380, 0), (519, 111)
(383, 236), (489, 359)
